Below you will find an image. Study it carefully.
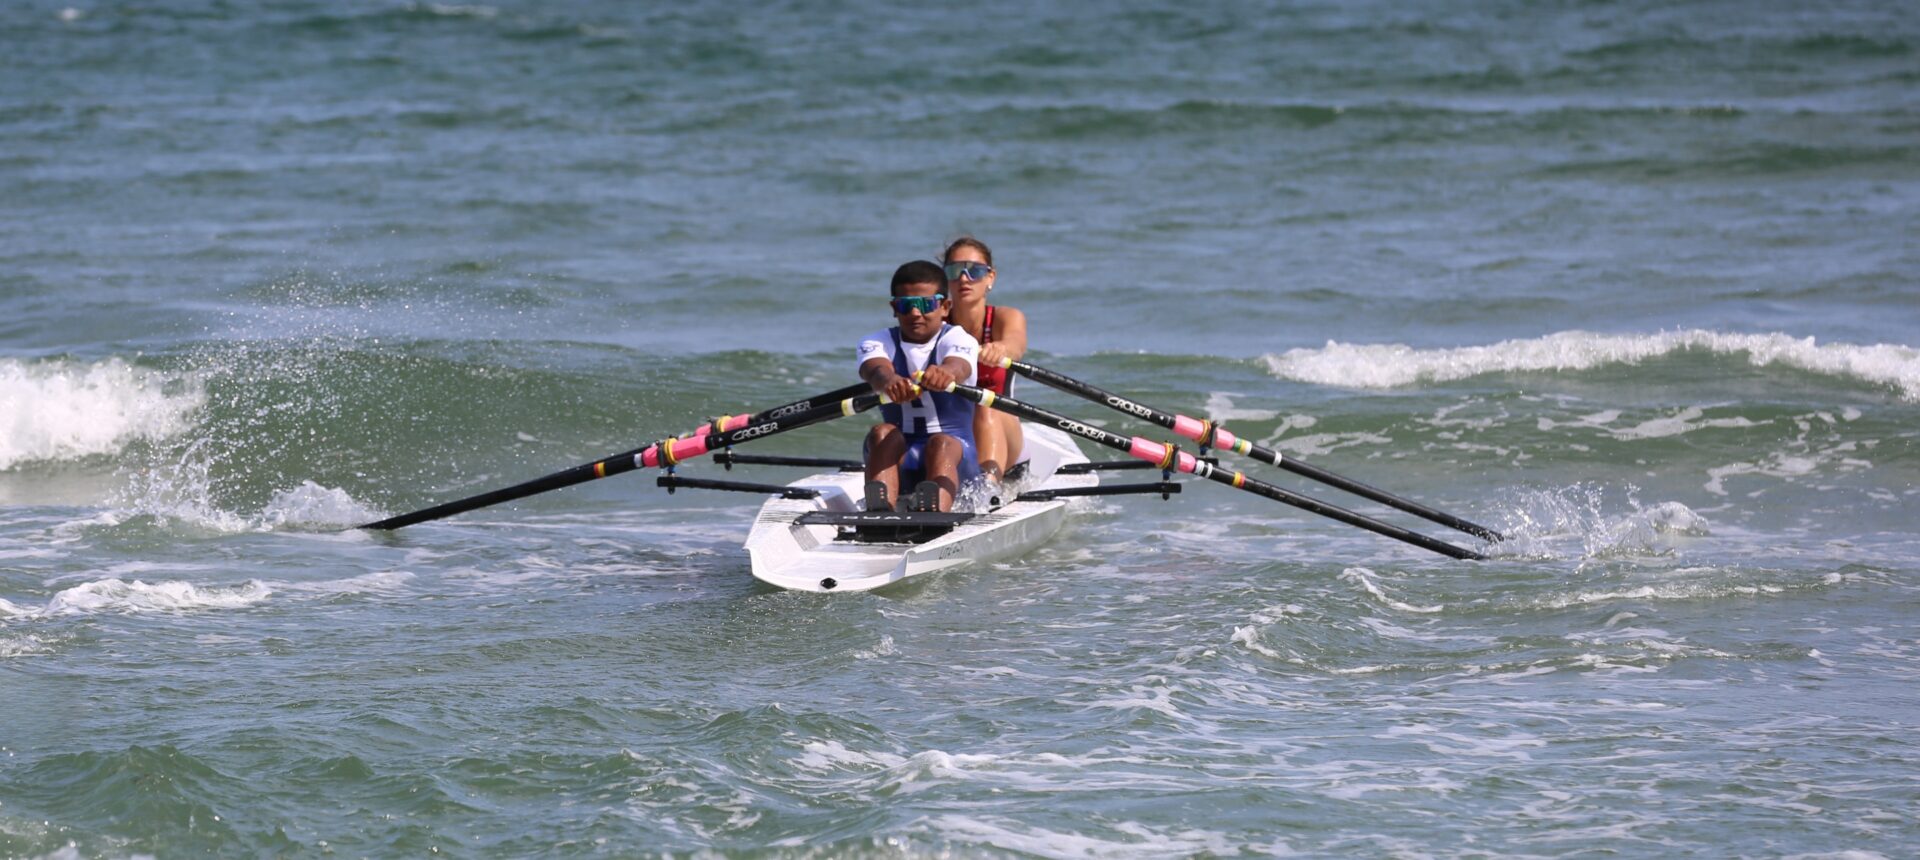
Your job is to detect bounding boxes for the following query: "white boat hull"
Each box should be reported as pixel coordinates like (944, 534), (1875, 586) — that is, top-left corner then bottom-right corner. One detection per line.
(745, 424), (1094, 592)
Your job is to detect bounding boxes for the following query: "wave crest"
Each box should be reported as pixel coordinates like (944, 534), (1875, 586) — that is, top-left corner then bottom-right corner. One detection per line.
(0, 358), (203, 470)
(24, 578), (272, 618)
(1262, 330), (1920, 400)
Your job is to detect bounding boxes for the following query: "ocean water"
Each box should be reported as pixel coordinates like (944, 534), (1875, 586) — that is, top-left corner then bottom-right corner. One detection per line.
(4, 0), (1919, 856)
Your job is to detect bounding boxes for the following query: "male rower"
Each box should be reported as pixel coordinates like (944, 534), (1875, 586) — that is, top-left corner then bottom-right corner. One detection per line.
(857, 260), (981, 513)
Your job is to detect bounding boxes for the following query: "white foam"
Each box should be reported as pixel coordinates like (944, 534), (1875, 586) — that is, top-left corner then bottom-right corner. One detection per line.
(924, 814), (1237, 859)
(1084, 684), (1185, 719)
(1705, 446), (1857, 497)
(1229, 625), (1290, 660)
(0, 632), (57, 658)
(268, 571), (415, 596)
(107, 473), (385, 535)
(1495, 486), (1709, 559)
(1379, 723), (1546, 761)
(1262, 330), (1920, 400)
(1202, 392), (1278, 423)
(260, 481), (385, 530)
(418, 3), (498, 18)
(1781, 850), (1891, 860)
(0, 358), (203, 470)
(1267, 431), (1392, 458)
(791, 741), (1001, 796)
(1342, 567), (1444, 613)
(882, 750), (999, 795)
(852, 634), (897, 659)
(8, 578), (274, 618)
(1538, 405), (1762, 440)
(793, 739), (907, 773)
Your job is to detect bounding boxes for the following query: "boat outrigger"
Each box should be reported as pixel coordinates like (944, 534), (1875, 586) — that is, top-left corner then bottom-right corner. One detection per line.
(358, 362), (1501, 590)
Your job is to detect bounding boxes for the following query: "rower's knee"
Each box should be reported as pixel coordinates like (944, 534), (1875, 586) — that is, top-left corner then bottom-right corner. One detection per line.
(864, 423), (904, 469)
(924, 433), (961, 464)
(866, 423), (902, 448)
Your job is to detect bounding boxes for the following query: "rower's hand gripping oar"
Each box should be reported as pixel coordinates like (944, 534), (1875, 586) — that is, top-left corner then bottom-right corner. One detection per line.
(358, 383), (886, 531)
(996, 358), (1505, 543)
(939, 380), (1487, 561)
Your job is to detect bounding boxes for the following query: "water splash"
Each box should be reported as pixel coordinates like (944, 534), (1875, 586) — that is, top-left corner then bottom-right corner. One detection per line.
(1494, 483), (1709, 559)
(98, 331), (400, 533)
(260, 481), (384, 531)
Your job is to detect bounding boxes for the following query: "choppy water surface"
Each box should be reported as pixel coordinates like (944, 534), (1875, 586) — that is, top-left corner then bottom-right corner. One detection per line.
(4, 0), (1918, 856)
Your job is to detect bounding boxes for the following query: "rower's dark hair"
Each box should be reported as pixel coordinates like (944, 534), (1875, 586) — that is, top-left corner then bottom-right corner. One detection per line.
(890, 260), (947, 296)
(942, 236), (993, 267)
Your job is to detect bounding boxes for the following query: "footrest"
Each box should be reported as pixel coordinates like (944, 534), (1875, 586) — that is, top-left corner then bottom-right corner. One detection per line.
(795, 510), (975, 544)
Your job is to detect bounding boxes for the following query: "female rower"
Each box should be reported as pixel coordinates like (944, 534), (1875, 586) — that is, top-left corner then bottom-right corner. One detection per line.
(942, 236), (1027, 484)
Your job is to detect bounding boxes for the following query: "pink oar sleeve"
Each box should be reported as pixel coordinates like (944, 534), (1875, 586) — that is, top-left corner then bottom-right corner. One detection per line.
(1126, 437), (1198, 474)
(1173, 414), (1243, 450)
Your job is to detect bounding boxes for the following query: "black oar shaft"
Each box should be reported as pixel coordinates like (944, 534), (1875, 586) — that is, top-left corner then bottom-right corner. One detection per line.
(358, 459), (631, 531)
(1007, 360), (1504, 542)
(948, 383), (1485, 561)
(360, 385), (881, 531)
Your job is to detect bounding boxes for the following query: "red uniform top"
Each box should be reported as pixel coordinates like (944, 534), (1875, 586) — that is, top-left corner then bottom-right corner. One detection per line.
(974, 306), (1013, 395)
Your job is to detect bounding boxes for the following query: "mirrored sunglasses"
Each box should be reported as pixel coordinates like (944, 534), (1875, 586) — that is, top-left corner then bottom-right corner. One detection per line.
(889, 294), (947, 315)
(943, 262), (992, 282)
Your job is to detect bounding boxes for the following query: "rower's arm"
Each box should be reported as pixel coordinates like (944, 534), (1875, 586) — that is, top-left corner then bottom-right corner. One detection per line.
(861, 356), (918, 404)
(859, 356), (893, 390)
(913, 354), (972, 394)
(983, 306), (1028, 364)
(938, 353), (974, 383)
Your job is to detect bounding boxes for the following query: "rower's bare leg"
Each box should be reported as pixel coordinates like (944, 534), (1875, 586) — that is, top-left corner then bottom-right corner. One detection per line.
(924, 433), (964, 512)
(995, 410), (1024, 476)
(864, 424), (905, 508)
(974, 409), (1021, 489)
(972, 408), (1006, 481)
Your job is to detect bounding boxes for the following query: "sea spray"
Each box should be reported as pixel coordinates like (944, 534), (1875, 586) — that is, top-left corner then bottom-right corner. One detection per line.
(259, 481), (384, 530)
(99, 336), (404, 532)
(1494, 482), (1710, 560)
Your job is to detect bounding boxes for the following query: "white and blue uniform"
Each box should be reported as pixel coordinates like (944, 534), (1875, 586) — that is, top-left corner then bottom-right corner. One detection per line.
(855, 323), (981, 484)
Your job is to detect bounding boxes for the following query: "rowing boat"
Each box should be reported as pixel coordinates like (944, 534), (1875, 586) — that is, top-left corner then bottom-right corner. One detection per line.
(743, 424), (1094, 592)
(361, 370), (1494, 569)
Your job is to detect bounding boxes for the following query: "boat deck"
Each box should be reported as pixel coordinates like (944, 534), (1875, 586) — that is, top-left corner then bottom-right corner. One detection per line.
(744, 426), (1094, 592)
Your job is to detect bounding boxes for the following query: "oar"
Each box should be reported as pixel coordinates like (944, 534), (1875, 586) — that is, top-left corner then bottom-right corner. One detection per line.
(998, 358), (1504, 542)
(360, 385), (886, 530)
(941, 381), (1486, 560)
(666, 381), (872, 443)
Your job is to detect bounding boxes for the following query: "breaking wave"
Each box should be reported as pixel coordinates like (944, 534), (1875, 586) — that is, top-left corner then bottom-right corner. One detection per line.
(2, 578), (271, 619)
(0, 358), (203, 470)
(1262, 330), (1920, 400)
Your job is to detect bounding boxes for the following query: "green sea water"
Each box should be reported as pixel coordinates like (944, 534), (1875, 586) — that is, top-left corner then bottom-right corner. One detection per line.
(3, 0), (1918, 856)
